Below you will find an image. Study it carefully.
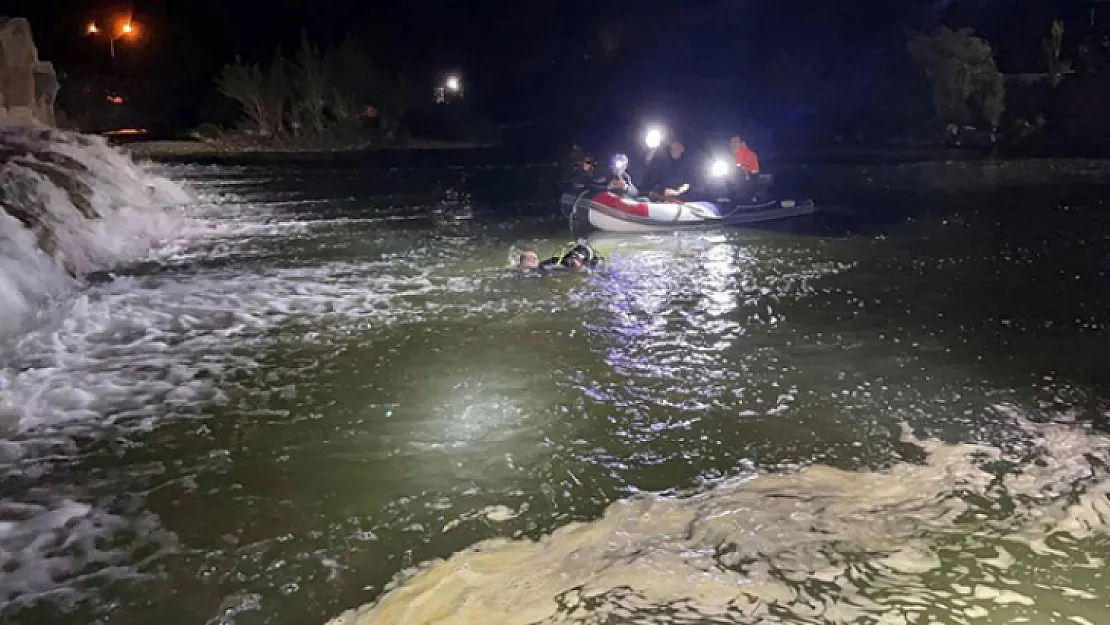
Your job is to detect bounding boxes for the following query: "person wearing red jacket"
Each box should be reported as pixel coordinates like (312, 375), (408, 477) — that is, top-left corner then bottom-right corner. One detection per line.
(730, 135), (760, 175)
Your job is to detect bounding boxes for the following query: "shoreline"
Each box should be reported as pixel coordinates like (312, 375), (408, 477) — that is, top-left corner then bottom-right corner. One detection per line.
(121, 138), (1110, 164)
(117, 138), (1110, 187)
(119, 138), (504, 161)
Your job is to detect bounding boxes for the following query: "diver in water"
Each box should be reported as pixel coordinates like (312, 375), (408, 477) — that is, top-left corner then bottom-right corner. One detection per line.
(518, 240), (603, 273)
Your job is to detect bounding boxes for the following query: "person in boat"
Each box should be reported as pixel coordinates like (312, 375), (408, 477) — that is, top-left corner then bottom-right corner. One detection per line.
(729, 135), (771, 202)
(606, 153), (639, 197)
(518, 241), (602, 273)
(641, 139), (691, 201)
(565, 143), (599, 186)
(730, 135), (760, 176)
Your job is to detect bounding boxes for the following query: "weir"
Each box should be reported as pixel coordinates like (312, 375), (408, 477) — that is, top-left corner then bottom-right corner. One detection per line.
(0, 17), (193, 336)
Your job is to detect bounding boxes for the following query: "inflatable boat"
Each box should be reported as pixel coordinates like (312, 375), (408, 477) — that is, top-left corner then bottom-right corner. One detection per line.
(559, 189), (816, 233)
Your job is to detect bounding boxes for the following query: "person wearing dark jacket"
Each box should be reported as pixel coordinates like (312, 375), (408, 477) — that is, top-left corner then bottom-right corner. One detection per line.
(640, 139), (691, 200)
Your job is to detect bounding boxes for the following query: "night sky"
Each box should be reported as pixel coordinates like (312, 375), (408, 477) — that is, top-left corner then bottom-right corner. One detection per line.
(5, 0), (1103, 146)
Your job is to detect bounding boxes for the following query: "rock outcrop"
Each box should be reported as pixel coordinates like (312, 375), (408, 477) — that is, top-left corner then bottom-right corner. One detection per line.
(0, 17), (58, 127)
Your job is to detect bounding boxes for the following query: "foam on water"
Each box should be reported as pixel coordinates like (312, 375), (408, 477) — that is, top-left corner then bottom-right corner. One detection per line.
(0, 145), (516, 615)
(0, 128), (193, 338)
(327, 410), (1110, 625)
(0, 129), (207, 615)
(0, 260), (458, 616)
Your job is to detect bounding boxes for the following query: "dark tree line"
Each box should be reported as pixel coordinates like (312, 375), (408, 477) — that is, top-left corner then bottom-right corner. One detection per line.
(215, 35), (409, 142)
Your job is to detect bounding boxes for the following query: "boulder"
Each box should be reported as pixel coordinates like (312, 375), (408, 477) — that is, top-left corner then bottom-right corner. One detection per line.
(0, 17), (57, 127)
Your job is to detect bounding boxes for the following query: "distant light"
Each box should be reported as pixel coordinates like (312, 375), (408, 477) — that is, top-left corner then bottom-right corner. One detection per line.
(104, 128), (147, 136)
(86, 22), (100, 35)
(709, 159), (731, 178)
(644, 127), (663, 149)
(106, 94), (125, 104)
(115, 18), (138, 38)
(444, 75), (461, 92)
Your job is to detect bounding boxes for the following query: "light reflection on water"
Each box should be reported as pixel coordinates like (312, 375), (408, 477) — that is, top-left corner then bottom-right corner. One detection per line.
(1, 162), (1109, 625)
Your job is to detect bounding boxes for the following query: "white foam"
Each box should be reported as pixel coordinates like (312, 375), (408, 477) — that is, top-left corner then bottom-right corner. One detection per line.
(0, 148), (511, 613)
(0, 495), (176, 614)
(0, 128), (194, 338)
(326, 413), (1110, 625)
(0, 130), (210, 616)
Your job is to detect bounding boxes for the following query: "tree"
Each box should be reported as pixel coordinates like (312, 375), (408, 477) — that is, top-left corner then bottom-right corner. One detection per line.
(908, 28), (1005, 130)
(214, 36), (411, 144)
(1043, 20), (1071, 87)
(216, 57), (272, 134)
(324, 39), (410, 135)
(324, 38), (373, 127)
(261, 52), (290, 137)
(294, 34), (329, 134)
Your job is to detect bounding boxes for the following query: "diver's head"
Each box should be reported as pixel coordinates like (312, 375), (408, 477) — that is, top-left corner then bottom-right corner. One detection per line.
(565, 253), (590, 272)
(519, 251), (540, 269)
(668, 140), (685, 159)
(563, 241), (596, 271)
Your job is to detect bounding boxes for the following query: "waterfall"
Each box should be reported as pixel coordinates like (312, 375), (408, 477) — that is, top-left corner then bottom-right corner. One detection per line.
(0, 126), (193, 337)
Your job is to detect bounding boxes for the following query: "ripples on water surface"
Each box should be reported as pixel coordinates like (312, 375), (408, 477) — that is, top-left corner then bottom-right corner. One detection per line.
(2, 158), (1110, 625)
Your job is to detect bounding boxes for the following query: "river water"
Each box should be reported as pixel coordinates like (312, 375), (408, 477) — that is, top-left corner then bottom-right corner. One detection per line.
(2, 153), (1110, 625)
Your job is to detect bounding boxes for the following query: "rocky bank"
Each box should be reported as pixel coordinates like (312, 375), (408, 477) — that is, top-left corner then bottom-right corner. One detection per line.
(0, 17), (58, 127)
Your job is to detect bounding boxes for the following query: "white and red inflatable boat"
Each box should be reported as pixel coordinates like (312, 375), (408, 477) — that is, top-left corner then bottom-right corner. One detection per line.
(559, 189), (816, 233)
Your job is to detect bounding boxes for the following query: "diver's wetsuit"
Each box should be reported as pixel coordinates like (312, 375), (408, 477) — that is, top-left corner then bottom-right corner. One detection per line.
(538, 243), (603, 271)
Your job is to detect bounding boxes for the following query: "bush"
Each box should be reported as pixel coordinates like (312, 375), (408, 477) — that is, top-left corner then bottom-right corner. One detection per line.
(908, 27), (1006, 131)
(189, 122), (224, 141)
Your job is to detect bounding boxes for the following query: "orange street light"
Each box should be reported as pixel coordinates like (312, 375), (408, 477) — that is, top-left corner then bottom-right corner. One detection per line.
(85, 16), (140, 58)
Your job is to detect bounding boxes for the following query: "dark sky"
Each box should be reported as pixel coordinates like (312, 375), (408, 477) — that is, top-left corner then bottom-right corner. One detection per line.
(6, 0), (1104, 142)
(14, 1), (1091, 70)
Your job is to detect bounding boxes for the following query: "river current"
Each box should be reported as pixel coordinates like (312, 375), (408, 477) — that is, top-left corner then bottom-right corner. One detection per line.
(2, 152), (1110, 625)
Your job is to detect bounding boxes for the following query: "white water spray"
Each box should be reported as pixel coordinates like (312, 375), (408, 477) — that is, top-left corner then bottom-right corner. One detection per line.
(0, 128), (202, 616)
(0, 127), (192, 338)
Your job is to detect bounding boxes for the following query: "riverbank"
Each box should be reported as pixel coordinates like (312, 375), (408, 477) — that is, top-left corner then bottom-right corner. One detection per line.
(120, 138), (501, 161)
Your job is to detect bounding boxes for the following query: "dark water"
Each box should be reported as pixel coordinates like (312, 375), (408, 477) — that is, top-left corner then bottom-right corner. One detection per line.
(3, 159), (1110, 625)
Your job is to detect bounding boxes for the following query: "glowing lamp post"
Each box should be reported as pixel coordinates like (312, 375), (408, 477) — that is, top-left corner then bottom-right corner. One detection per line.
(85, 17), (139, 58)
(434, 74), (463, 103)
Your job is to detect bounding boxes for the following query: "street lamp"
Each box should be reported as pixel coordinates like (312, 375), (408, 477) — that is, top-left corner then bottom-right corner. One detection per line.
(85, 17), (139, 58)
(434, 73), (463, 103)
